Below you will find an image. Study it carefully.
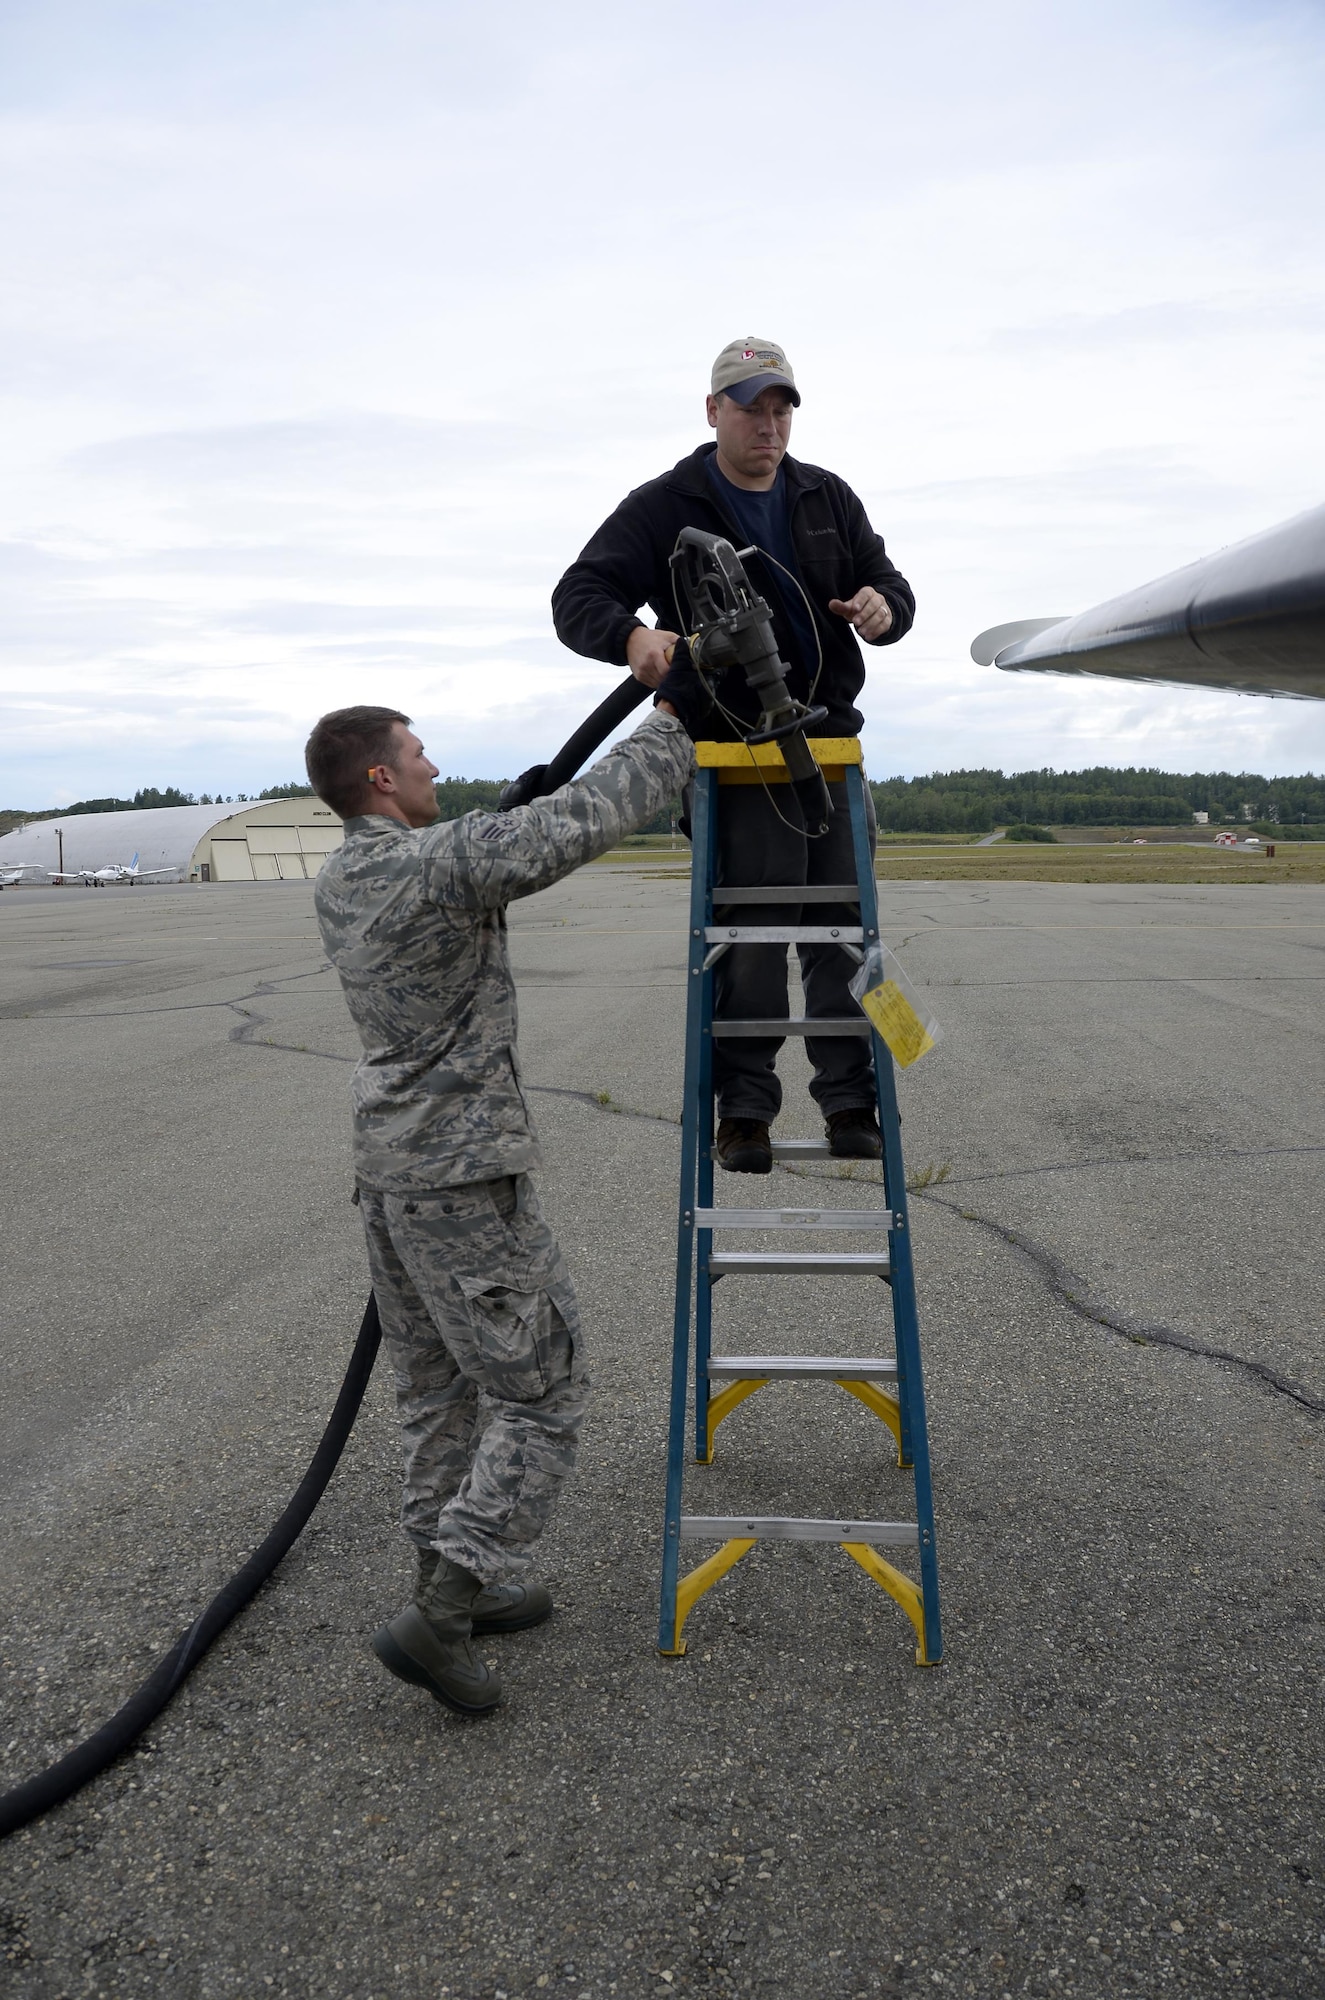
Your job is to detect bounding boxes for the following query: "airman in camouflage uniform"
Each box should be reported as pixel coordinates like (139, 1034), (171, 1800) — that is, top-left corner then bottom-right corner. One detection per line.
(312, 707), (693, 1712)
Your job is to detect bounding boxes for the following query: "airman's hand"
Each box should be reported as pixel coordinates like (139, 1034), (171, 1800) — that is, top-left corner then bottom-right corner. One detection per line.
(829, 587), (893, 642)
(627, 625), (680, 688)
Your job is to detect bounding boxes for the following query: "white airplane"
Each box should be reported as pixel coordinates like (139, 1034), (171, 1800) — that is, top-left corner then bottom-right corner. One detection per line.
(48, 851), (177, 887)
(0, 864), (39, 888)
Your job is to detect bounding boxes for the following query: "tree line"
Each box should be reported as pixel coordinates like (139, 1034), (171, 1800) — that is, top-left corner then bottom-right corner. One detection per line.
(431, 767), (1325, 837)
(7, 766), (1323, 838)
(867, 766), (1325, 834)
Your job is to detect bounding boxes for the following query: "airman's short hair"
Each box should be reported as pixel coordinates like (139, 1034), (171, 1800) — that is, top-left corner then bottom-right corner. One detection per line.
(305, 705), (410, 820)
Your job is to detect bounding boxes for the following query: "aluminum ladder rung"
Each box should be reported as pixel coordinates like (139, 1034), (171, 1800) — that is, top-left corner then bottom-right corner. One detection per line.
(708, 1250), (891, 1277)
(712, 884), (861, 905)
(712, 1017), (871, 1038)
(706, 1354), (897, 1381)
(679, 1515), (918, 1547)
(704, 925), (864, 943)
(694, 1206), (893, 1230)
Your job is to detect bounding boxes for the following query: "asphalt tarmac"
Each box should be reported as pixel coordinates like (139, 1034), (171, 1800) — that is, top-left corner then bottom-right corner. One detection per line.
(1, 869), (1322, 2000)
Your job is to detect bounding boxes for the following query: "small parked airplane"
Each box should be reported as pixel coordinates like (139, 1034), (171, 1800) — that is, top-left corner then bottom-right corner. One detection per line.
(0, 864), (39, 888)
(48, 851), (176, 887)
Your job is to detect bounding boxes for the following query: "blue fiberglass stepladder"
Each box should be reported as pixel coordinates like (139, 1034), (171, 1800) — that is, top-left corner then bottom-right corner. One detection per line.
(656, 735), (943, 1666)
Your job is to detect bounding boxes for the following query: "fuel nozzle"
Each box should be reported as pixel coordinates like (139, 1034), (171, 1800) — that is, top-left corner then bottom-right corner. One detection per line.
(669, 528), (833, 833)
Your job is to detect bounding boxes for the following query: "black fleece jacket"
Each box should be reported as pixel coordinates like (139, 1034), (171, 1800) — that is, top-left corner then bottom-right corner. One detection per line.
(551, 443), (914, 739)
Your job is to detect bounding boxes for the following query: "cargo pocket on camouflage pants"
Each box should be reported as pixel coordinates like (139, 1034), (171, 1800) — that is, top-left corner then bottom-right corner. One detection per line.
(454, 1274), (562, 1403)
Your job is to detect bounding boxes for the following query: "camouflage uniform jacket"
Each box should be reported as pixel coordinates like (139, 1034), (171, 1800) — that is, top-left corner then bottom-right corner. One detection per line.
(315, 711), (694, 1193)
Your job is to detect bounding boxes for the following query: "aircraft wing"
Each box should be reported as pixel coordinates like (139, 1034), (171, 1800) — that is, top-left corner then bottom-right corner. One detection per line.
(971, 501), (1325, 701)
(135, 867), (176, 877)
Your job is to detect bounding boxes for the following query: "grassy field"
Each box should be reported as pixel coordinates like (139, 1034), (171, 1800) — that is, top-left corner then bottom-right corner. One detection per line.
(869, 842), (1325, 884)
(598, 841), (1325, 884)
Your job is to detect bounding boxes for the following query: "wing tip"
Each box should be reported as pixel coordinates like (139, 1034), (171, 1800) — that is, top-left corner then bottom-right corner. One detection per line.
(970, 617), (1071, 666)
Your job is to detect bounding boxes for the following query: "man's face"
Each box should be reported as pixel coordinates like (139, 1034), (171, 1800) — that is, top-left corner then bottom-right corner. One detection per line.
(377, 724), (440, 827)
(707, 385), (795, 482)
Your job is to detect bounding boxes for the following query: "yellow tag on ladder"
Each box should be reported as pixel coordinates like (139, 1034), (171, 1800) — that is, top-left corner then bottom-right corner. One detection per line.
(858, 979), (936, 1067)
(849, 946), (943, 1069)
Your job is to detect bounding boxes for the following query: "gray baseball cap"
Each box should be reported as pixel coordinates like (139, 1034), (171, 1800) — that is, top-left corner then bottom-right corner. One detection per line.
(710, 336), (800, 407)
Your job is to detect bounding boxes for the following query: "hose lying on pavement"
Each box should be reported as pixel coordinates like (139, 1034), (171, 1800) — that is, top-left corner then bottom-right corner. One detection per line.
(0, 1294), (382, 1842)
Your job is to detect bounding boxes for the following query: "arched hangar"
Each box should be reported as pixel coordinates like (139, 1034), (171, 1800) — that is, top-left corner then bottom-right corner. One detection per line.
(0, 798), (343, 883)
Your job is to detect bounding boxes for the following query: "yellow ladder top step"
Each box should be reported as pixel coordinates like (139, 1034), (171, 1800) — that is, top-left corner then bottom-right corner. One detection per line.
(694, 737), (863, 772)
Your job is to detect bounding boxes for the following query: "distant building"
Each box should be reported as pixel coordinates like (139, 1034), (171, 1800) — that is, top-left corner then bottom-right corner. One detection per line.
(1192, 810), (1209, 824)
(0, 798), (343, 884)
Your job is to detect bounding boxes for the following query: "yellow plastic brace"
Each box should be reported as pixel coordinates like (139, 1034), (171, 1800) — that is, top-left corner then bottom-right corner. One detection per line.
(695, 737), (862, 785)
(841, 1543), (935, 1667)
(703, 1375), (904, 1468)
(661, 1538), (757, 1656)
(664, 1535), (934, 1666)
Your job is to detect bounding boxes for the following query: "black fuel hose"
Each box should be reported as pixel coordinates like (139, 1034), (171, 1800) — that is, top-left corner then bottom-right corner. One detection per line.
(0, 1294), (382, 1842)
(499, 675), (651, 807)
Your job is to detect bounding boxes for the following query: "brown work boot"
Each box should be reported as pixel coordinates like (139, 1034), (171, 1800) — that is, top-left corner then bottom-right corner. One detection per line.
(373, 1555), (503, 1716)
(826, 1105), (883, 1159)
(715, 1117), (773, 1174)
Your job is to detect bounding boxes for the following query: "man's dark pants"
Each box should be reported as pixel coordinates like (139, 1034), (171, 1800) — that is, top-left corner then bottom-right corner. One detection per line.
(710, 776), (878, 1124)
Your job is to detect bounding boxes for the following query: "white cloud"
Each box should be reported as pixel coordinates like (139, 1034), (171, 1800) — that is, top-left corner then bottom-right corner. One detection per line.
(0, 0), (1323, 803)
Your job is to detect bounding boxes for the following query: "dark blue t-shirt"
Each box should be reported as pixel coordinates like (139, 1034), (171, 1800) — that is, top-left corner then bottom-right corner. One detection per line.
(704, 455), (820, 686)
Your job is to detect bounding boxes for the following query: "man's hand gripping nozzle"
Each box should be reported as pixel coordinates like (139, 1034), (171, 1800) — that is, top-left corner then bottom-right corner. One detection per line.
(668, 527), (833, 834)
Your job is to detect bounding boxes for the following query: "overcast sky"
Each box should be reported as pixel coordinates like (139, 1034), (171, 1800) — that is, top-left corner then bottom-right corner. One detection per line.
(2, 0), (1323, 807)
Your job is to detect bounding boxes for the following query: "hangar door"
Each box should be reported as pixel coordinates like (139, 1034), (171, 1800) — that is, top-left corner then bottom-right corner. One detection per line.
(209, 822), (342, 882)
(248, 826), (308, 879)
(211, 839), (255, 881)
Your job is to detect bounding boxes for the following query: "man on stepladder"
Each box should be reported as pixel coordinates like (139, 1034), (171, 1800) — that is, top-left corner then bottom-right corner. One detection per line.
(307, 701), (694, 1715)
(553, 337), (915, 1174)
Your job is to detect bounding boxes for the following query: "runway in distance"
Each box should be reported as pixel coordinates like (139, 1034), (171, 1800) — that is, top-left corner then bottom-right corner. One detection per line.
(972, 500), (1325, 702)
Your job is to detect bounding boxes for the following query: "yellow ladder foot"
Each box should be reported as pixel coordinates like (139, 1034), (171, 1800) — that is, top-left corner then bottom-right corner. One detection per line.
(661, 1538), (757, 1656)
(842, 1541), (942, 1666)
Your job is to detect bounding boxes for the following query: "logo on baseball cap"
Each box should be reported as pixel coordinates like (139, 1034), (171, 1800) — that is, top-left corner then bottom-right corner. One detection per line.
(710, 336), (800, 407)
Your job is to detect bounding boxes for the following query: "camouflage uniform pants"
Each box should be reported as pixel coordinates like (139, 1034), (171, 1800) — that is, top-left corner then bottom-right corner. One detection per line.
(358, 1174), (590, 1584)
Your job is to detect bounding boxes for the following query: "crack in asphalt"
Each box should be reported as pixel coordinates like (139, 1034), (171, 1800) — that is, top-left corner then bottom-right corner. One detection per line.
(921, 1192), (1325, 1418)
(226, 984), (356, 1063)
(8, 961), (339, 1026)
(221, 969), (359, 1063)
(923, 1141), (1325, 1186)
